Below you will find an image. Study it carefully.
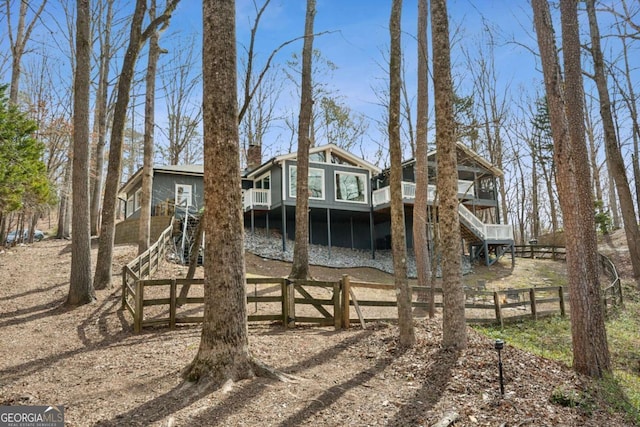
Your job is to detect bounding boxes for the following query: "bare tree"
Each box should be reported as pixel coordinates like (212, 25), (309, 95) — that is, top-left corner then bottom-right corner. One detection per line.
(388, 0), (415, 347)
(138, 0), (165, 254)
(413, 0), (433, 317)
(158, 35), (202, 165)
(90, 0), (118, 236)
(288, 0), (315, 280)
(183, 0), (254, 386)
(532, 0), (611, 377)
(5, 0), (48, 104)
(609, 13), (640, 218)
(431, 0), (466, 350)
(67, 0), (95, 306)
(94, 0), (180, 290)
(585, 0), (640, 285)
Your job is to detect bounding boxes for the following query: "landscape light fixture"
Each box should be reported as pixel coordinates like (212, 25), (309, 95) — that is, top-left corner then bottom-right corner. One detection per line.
(494, 339), (505, 397)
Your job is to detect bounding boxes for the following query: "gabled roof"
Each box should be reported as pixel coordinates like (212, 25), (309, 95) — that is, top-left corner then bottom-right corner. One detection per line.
(119, 164), (204, 196)
(407, 142), (502, 177)
(245, 143), (382, 179)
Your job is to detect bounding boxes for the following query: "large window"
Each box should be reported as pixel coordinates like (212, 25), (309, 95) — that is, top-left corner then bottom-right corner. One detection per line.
(289, 166), (324, 199)
(335, 172), (367, 203)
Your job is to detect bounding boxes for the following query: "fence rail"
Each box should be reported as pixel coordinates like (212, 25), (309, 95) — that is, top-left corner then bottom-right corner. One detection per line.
(122, 244), (623, 332)
(121, 220), (174, 323)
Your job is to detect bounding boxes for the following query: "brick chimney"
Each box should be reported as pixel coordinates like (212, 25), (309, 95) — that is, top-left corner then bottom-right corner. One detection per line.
(247, 143), (262, 171)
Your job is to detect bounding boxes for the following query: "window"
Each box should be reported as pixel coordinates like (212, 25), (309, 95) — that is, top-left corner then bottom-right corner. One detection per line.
(331, 152), (356, 166)
(309, 151), (326, 162)
(126, 195), (134, 217)
(289, 166), (324, 199)
(255, 172), (270, 190)
(134, 189), (142, 211)
(335, 172), (367, 203)
(175, 184), (192, 207)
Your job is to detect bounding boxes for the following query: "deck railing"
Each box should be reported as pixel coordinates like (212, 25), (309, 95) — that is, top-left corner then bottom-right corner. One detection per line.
(458, 204), (514, 241)
(243, 188), (271, 211)
(372, 179), (474, 207)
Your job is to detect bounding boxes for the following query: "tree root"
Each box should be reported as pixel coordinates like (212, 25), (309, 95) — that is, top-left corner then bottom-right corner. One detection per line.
(250, 358), (303, 383)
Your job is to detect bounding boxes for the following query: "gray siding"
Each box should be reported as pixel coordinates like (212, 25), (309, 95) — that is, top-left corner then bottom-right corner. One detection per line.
(152, 172), (204, 210)
(282, 160), (372, 213)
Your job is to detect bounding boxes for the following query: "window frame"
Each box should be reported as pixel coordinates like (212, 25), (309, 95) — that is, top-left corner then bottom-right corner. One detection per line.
(134, 188), (142, 211)
(175, 183), (193, 207)
(289, 165), (325, 200)
(334, 170), (368, 204)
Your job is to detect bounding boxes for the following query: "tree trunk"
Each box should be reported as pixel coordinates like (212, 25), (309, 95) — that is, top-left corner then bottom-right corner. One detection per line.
(413, 0), (432, 317)
(532, 0), (611, 377)
(431, 0), (466, 350)
(90, 0), (115, 237)
(184, 0), (254, 386)
(94, 0), (179, 289)
(289, 0), (315, 280)
(67, 0), (95, 306)
(585, 0), (640, 285)
(139, 0), (162, 255)
(57, 157), (71, 240)
(388, 0), (415, 347)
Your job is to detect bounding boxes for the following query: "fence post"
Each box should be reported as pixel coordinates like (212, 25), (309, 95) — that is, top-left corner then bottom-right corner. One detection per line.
(529, 288), (537, 320)
(281, 278), (288, 328)
(618, 279), (624, 307)
(121, 268), (127, 309)
(558, 286), (566, 317)
(169, 279), (177, 330)
(134, 280), (144, 333)
(493, 291), (503, 329)
(287, 279), (296, 328)
(333, 281), (341, 330)
(342, 275), (351, 329)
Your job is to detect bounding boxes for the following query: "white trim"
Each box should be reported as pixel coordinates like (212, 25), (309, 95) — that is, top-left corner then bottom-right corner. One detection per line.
(254, 171), (271, 190)
(288, 165), (325, 200)
(134, 188), (142, 211)
(175, 183), (193, 207)
(246, 143), (381, 179)
(334, 170), (368, 204)
(126, 195), (134, 217)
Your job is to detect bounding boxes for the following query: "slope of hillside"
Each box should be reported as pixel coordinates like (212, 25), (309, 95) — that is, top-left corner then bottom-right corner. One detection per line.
(0, 235), (636, 426)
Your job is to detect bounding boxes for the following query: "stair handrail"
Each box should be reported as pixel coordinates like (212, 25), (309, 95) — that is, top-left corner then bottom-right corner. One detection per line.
(458, 204), (486, 239)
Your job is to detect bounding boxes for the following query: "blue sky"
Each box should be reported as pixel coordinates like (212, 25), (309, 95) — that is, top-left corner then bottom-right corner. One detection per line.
(163, 0), (542, 163)
(2, 0), (634, 168)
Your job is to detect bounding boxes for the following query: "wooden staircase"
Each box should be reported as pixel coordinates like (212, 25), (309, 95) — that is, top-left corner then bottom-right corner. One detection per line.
(457, 204), (514, 267)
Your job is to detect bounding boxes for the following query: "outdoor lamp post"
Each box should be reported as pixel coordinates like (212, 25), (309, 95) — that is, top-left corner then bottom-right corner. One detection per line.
(495, 339), (505, 397)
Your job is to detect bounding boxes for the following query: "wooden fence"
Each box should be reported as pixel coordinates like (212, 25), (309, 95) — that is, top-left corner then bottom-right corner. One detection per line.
(121, 220), (174, 321)
(513, 245), (567, 260)
(122, 243), (623, 332)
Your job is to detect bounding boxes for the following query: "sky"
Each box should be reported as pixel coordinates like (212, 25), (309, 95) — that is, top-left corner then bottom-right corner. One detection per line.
(1, 0), (636, 169)
(164, 0), (543, 164)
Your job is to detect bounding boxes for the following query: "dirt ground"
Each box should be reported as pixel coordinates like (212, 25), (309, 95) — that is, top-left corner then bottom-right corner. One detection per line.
(0, 228), (635, 426)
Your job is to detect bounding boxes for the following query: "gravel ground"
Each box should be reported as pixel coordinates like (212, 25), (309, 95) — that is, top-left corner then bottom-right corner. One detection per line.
(244, 229), (473, 278)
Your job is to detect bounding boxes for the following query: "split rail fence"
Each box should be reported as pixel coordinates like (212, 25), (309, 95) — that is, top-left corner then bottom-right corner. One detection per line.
(122, 243), (623, 333)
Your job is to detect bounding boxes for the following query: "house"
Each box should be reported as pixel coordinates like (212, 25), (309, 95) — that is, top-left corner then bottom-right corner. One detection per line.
(117, 142), (513, 265)
(369, 142), (514, 265)
(242, 143), (382, 253)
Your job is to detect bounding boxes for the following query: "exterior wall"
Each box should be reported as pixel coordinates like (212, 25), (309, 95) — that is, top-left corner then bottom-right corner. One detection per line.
(123, 172), (204, 219)
(152, 172), (204, 211)
(114, 216), (173, 245)
(281, 159), (372, 213)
